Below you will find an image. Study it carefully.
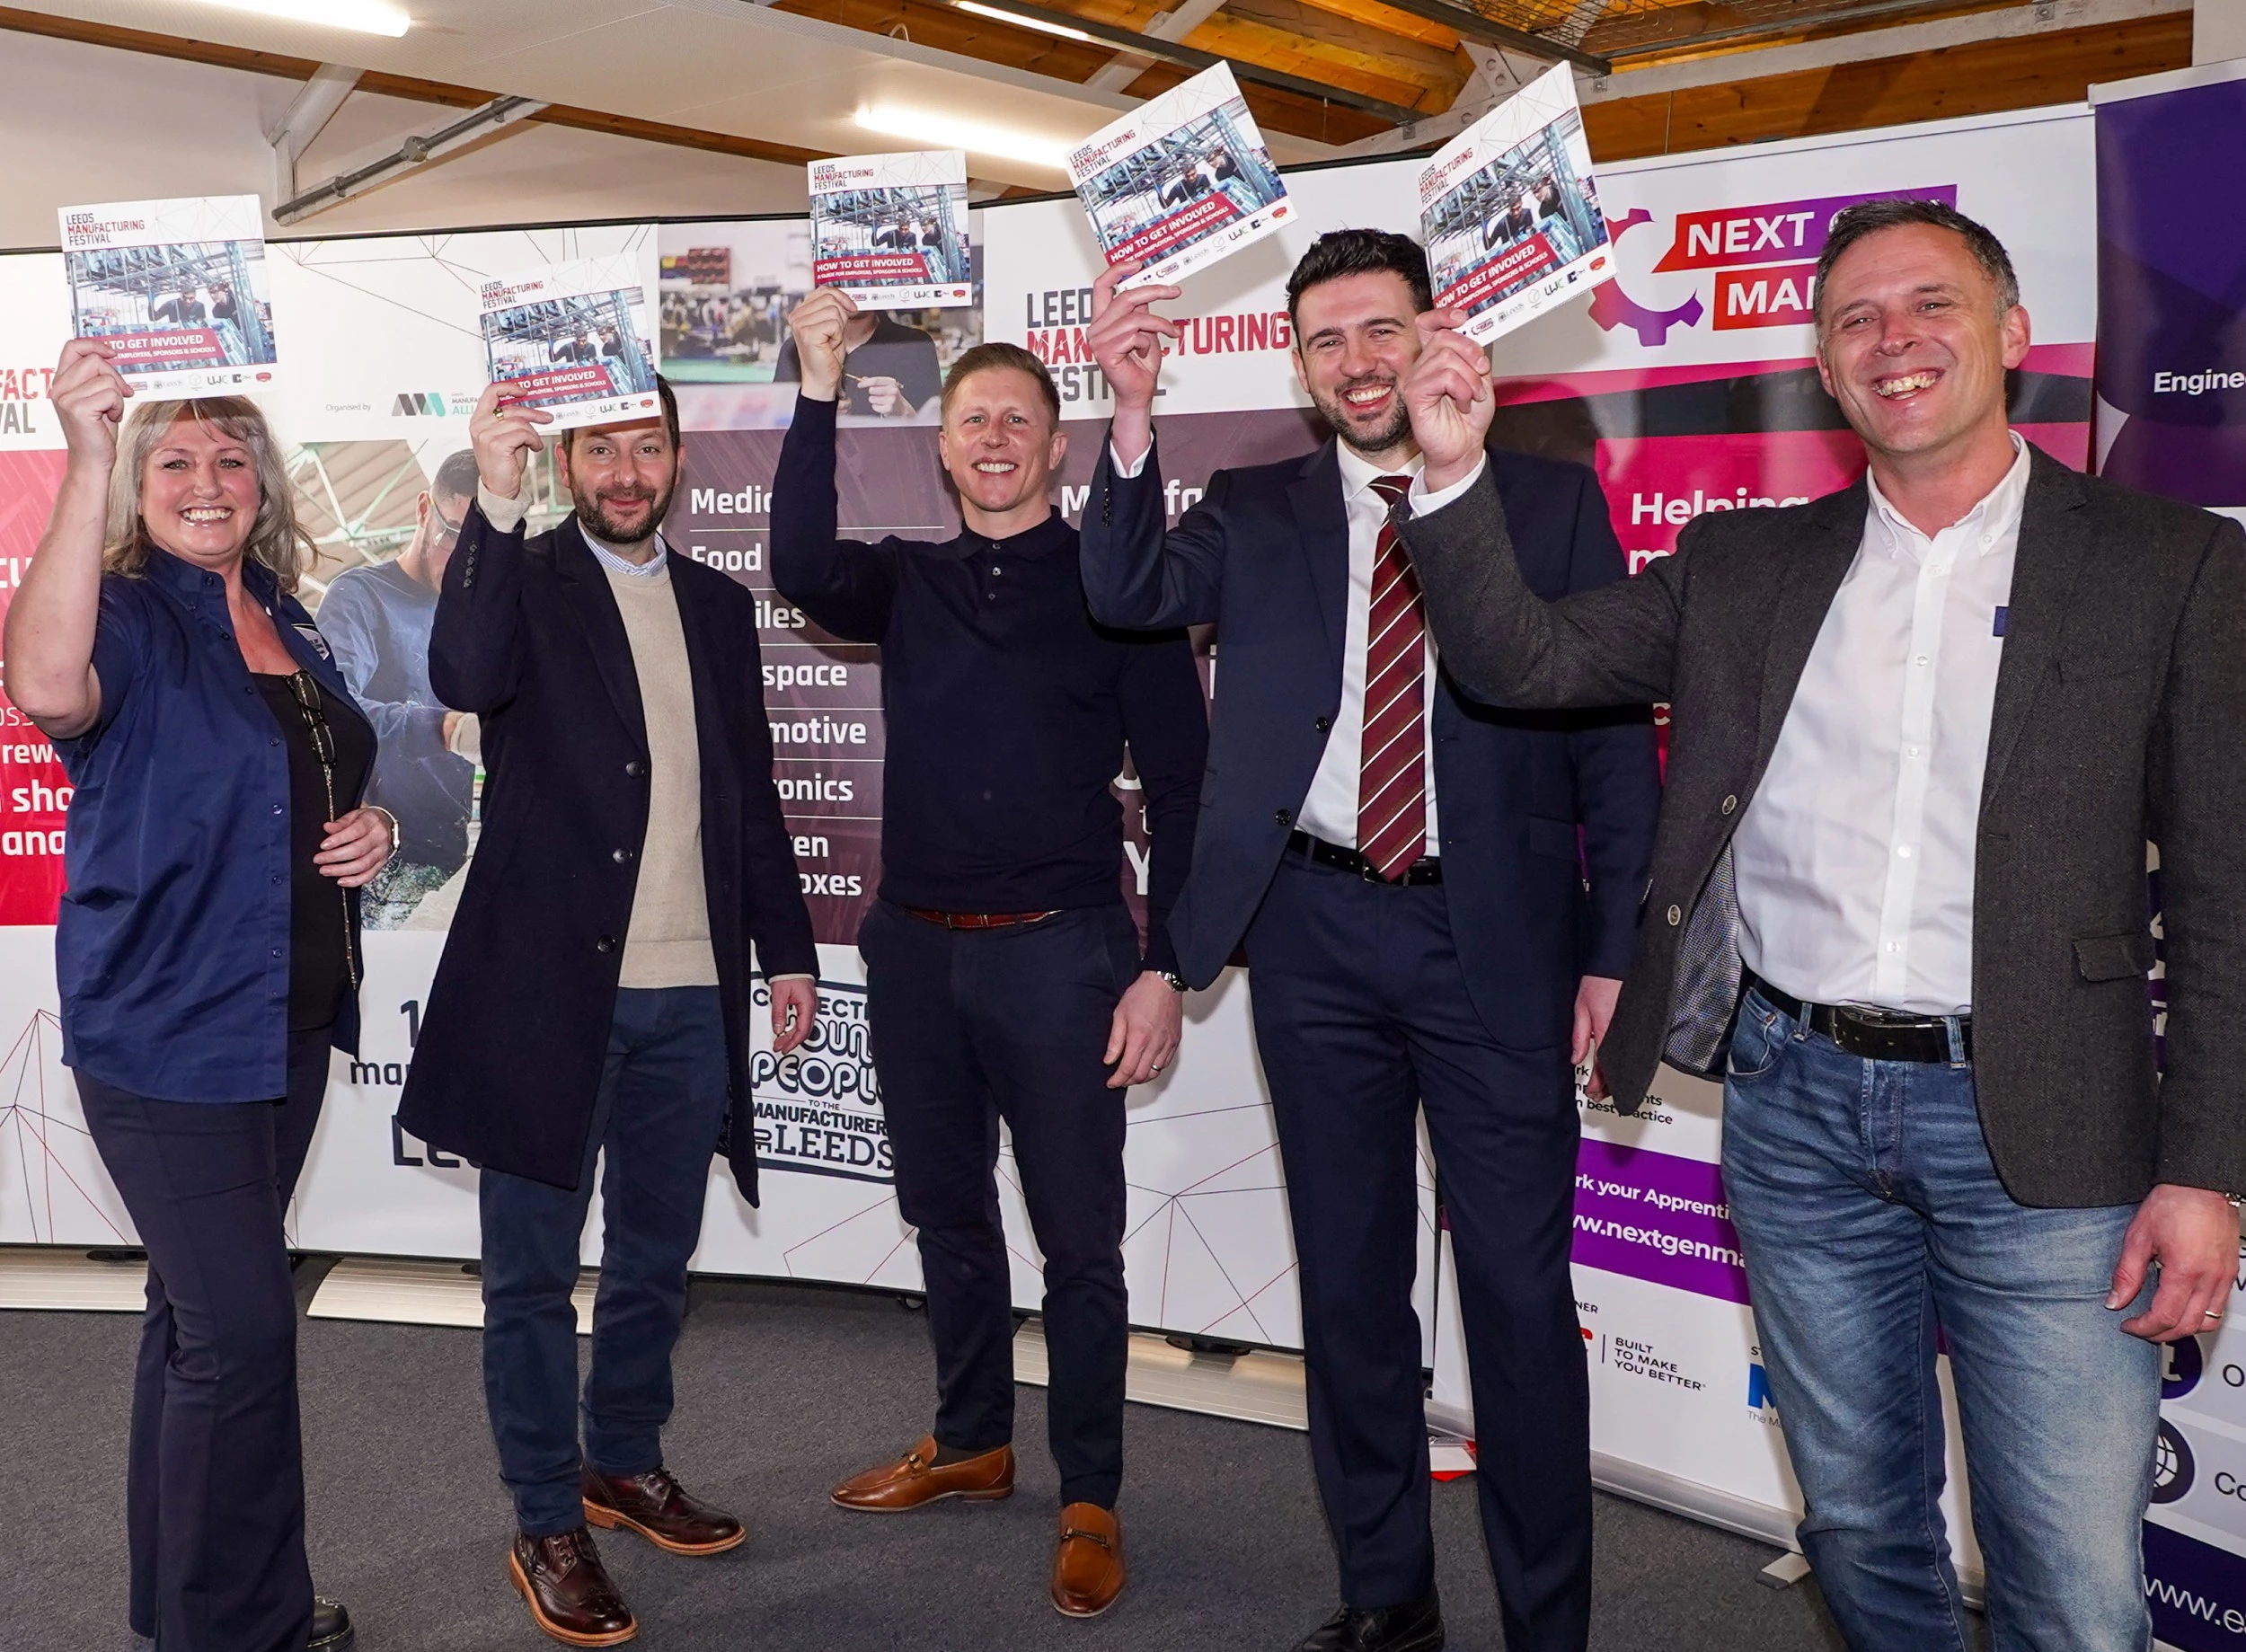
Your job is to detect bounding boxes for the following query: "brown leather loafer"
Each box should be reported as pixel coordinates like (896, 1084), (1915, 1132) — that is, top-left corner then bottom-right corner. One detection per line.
(830, 1435), (1015, 1512)
(1051, 1502), (1126, 1618)
(508, 1527), (636, 1648)
(583, 1464), (747, 1556)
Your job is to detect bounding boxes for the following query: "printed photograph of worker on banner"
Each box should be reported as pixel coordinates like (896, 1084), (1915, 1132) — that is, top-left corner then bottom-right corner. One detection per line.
(1419, 62), (1613, 345)
(657, 216), (982, 428)
(1069, 62), (1291, 289)
(58, 193), (278, 396)
(478, 252), (660, 430)
(809, 149), (973, 310)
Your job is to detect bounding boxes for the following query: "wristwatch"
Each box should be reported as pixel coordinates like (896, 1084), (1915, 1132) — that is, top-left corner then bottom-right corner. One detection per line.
(1160, 971), (1189, 993)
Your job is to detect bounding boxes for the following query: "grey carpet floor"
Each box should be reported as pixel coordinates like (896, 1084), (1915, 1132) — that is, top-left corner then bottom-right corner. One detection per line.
(3, 1265), (1851, 1652)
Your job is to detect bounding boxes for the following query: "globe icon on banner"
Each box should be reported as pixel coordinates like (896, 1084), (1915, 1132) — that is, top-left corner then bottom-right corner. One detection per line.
(2151, 1419), (2196, 1505)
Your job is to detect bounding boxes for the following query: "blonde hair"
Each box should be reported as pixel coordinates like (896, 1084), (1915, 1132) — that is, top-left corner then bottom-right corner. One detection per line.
(102, 397), (312, 593)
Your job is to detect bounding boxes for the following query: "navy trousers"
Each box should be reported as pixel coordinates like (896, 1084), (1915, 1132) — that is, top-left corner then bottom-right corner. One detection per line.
(1246, 854), (1591, 1650)
(859, 899), (1139, 1509)
(478, 985), (731, 1536)
(77, 1024), (334, 1652)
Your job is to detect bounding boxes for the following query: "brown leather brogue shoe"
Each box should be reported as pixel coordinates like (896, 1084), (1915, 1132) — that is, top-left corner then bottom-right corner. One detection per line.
(583, 1464), (747, 1556)
(1051, 1502), (1126, 1618)
(508, 1527), (636, 1648)
(830, 1435), (1015, 1512)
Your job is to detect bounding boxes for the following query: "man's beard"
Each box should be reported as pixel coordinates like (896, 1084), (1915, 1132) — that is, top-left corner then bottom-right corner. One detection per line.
(1310, 376), (1410, 456)
(577, 481), (674, 548)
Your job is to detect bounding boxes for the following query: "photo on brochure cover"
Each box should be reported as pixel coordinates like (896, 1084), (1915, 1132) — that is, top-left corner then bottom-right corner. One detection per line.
(1069, 62), (1291, 290)
(59, 193), (279, 397)
(479, 252), (660, 432)
(809, 149), (973, 310)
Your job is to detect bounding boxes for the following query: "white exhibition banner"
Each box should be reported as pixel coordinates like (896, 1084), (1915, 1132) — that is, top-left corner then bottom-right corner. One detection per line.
(6, 102), (2207, 1598)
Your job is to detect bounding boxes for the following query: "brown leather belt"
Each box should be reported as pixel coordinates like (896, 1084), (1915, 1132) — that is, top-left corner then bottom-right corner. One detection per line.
(1745, 973), (1972, 1065)
(901, 906), (1063, 931)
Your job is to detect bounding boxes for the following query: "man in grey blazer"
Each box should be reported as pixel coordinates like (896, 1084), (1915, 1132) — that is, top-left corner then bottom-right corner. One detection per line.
(1397, 197), (2246, 1648)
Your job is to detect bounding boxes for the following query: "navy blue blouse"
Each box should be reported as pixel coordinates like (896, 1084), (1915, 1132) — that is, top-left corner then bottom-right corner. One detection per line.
(55, 549), (372, 1102)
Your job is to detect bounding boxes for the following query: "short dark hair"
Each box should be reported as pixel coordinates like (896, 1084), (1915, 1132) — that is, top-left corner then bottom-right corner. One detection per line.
(941, 342), (1060, 426)
(563, 373), (681, 455)
(1286, 229), (1432, 329)
(1814, 199), (2020, 331)
(430, 447), (482, 501)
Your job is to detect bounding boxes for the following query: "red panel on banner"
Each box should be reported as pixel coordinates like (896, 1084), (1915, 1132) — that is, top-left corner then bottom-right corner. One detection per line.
(0, 451), (70, 925)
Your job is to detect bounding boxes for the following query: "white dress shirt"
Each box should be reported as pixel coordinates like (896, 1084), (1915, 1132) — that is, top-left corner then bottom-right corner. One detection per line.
(1732, 434), (2029, 1015)
(1116, 438), (1440, 851)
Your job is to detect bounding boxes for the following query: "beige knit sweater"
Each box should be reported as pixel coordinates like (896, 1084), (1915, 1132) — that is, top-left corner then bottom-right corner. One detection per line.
(601, 559), (719, 988)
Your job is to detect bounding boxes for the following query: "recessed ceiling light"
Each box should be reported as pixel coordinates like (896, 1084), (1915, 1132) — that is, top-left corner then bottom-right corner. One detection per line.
(854, 105), (1070, 170)
(952, 1), (1092, 44)
(181, 0), (411, 37)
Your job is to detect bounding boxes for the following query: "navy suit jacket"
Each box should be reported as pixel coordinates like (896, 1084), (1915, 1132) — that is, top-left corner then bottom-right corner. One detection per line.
(398, 505), (818, 1197)
(1080, 434), (1659, 1051)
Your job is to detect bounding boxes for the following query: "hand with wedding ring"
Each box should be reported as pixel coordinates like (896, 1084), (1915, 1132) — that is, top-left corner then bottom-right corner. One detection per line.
(2109, 1183), (2241, 1343)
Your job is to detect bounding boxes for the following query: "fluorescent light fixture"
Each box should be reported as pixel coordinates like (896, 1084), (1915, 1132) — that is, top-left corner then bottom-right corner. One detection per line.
(952, 0), (1092, 43)
(182, 0), (411, 36)
(853, 105), (1070, 170)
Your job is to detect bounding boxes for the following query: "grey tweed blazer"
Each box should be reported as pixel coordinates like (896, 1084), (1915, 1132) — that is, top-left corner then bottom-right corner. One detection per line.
(1403, 443), (2246, 1207)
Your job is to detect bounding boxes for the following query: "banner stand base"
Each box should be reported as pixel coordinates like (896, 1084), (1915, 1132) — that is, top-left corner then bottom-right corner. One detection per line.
(1013, 1318), (1312, 1431)
(306, 1255), (597, 1334)
(0, 1244), (149, 1312)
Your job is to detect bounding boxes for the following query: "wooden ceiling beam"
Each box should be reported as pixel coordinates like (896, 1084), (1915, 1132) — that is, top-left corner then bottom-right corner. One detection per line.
(1582, 11), (2190, 159)
(0, 4), (827, 166)
(774, 0), (1392, 142)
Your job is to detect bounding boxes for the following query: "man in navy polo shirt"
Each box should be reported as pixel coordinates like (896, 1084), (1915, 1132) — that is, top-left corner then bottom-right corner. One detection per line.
(772, 288), (1207, 1620)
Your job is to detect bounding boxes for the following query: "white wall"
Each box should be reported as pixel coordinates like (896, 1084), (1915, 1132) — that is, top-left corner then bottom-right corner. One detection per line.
(0, 30), (808, 249)
(2197, 0), (2246, 64)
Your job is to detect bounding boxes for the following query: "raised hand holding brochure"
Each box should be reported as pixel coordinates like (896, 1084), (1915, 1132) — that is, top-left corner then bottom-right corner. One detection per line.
(59, 195), (279, 398)
(1068, 63), (1291, 289)
(1418, 63), (1615, 345)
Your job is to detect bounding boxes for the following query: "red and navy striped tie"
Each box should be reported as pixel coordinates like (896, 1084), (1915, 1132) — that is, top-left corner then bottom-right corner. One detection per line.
(1357, 474), (1425, 881)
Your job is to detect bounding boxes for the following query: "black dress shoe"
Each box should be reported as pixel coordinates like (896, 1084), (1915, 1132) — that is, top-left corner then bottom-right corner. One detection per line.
(309, 1595), (356, 1649)
(1293, 1592), (1445, 1652)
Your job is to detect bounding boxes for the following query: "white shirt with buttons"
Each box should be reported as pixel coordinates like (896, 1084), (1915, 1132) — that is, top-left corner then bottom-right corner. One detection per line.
(1730, 433), (2029, 1016)
(1117, 439), (1441, 850)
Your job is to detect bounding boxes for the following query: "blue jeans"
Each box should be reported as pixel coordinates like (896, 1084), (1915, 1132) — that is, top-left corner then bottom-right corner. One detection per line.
(1721, 987), (2159, 1652)
(479, 986), (730, 1535)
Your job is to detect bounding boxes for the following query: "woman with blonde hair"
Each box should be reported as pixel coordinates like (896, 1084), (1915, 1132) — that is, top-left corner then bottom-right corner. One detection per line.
(3, 339), (393, 1652)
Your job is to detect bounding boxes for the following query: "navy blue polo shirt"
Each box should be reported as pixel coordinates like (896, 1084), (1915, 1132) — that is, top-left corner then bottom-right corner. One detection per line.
(771, 395), (1207, 973)
(54, 550), (370, 1102)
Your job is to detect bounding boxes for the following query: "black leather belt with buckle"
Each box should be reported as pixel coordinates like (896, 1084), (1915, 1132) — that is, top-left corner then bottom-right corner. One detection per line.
(1287, 830), (1443, 887)
(1746, 974), (1971, 1064)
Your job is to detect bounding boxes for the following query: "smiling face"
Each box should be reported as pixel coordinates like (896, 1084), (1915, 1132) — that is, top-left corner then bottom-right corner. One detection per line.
(558, 417), (680, 547)
(1815, 222), (2029, 468)
(938, 366), (1066, 528)
(138, 411), (261, 569)
(1290, 269), (1424, 462)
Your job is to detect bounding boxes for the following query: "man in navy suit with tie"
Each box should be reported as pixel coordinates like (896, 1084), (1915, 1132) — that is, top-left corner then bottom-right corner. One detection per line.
(1080, 229), (1659, 1652)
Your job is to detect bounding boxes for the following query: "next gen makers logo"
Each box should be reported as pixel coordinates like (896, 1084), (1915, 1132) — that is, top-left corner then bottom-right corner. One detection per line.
(750, 977), (890, 1183)
(1588, 185), (1959, 349)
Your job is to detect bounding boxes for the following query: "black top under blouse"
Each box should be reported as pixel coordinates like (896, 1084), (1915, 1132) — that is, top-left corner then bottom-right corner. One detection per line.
(252, 672), (376, 1032)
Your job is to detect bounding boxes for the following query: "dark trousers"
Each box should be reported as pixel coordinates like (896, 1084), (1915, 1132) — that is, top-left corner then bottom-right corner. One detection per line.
(77, 1025), (334, 1652)
(1246, 855), (1591, 1649)
(859, 899), (1139, 1509)
(479, 985), (730, 1536)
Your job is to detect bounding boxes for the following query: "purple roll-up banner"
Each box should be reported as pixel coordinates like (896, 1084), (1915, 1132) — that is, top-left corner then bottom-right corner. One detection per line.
(2092, 59), (2246, 515)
